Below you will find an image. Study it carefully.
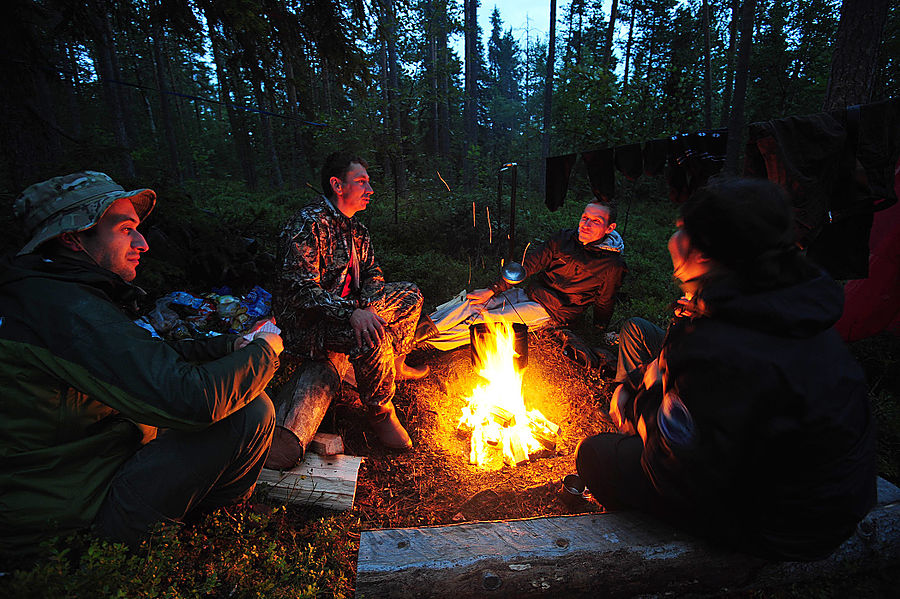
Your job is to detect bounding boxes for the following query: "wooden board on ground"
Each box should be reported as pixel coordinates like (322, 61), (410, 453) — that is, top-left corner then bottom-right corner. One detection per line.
(356, 477), (900, 598)
(259, 453), (363, 512)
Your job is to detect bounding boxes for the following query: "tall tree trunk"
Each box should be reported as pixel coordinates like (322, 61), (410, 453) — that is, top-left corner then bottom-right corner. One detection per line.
(382, 0), (407, 199)
(253, 76), (284, 189)
(702, 0), (712, 129)
(205, 9), (256, 189)
(150, 2), (182, 184)
(429, 24), (440, 157)
(724, 0), (757, 174)
(541, 0), (557, 173)
(720, 0), (739, 127)
(378, 40), (395, 195)
(92, 12), (135, 178)
(63, 41), (83, 139)
(283, 57), (304, 186)
(823, 0), (889, 110)
(603, 0), (619, 70)
(123, 35), (156, 135)
(623, 4), (635, 95)
(166, 54), (197, 181)
(437, 5), (451, 158)
(463, 0), (478, 190)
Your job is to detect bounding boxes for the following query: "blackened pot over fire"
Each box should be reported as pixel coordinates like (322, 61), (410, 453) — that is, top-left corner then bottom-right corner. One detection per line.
(469, 322), (528, 372)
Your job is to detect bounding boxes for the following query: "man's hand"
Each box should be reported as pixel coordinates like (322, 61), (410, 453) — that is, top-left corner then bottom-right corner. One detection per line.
(351, 308), (387, 348)
(466, 288), (494, 305)
(642, 357), (661, 389)
(610, 384), (635, 434)
(251, 331), (284, 355)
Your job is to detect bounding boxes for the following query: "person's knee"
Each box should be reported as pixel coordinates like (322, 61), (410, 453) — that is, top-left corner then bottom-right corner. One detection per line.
(237, 393), (276, 440)
(620, 317), (649, 341)
(574, 436), (597, 477)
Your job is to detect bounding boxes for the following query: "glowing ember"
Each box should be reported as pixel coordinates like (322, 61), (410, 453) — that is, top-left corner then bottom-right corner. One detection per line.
(458, 321), (561, 468)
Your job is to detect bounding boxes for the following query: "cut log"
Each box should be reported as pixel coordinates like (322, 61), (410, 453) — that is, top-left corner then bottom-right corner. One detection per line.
(356, 477), (900, 598)
(310, 432), (344, 456)
(266, 354), (349, 470)
(258, 452), (363, 512)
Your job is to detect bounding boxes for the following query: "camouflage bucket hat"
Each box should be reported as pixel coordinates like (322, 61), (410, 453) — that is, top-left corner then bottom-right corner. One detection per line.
(14, 171), (156, 255)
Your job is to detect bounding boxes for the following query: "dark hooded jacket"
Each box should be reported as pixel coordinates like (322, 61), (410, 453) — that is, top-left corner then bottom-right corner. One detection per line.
(491, 229), (627, 330)
(626, 271), (876, 560)
(0, 254), (279, 554)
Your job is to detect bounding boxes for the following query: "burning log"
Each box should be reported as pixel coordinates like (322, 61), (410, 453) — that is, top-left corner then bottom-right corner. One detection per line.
(527, 410), (562, 437)
(528, 423), (558, 451)
(503, 429), (530, 467)
(490, 405), (516, 428)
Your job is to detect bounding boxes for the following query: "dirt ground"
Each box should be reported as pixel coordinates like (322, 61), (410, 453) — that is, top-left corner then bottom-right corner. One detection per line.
(272, 330), (620, 531)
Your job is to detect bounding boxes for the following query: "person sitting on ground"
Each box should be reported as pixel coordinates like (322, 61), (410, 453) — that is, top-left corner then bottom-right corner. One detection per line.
(424, 199), (627, 351)
(275, 151), (431, 451)
(575, 178), (876, 560)
(0, 171), (283, 557)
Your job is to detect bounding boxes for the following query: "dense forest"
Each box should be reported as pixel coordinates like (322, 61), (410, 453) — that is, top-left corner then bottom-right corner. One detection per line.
(1, 0), (896, 202)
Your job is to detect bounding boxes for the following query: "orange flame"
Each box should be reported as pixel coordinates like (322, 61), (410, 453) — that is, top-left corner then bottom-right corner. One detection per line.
(458, 320), (558, 468)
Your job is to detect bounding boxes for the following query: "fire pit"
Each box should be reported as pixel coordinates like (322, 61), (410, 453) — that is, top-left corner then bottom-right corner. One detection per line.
(457, 321), (562, 469)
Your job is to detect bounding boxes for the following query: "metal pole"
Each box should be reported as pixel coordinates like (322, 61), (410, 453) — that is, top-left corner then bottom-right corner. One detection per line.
(496, 167), (503, 255)
(508, 164), (518, 262)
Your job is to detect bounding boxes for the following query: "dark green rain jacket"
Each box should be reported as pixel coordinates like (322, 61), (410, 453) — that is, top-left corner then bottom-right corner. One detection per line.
(0, 254), (279, 554)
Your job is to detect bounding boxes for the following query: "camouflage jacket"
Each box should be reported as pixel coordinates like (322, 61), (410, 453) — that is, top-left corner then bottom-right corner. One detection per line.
(275, 196), (386, 353)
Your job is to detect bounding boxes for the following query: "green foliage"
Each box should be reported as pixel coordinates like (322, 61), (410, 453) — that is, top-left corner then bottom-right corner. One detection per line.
(2, 508), (355, 599)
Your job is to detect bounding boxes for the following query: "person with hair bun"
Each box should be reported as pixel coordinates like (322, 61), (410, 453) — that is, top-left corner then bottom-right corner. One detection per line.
(575, 178), (877, 560)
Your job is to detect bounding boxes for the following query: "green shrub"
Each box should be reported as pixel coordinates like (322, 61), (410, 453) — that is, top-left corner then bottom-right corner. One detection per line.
(2, 508), (355, 599)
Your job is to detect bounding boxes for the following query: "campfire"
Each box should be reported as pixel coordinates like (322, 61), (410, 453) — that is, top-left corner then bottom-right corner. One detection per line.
(457, 321), (562, 469)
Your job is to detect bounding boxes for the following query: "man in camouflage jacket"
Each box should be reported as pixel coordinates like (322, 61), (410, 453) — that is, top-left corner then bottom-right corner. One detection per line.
(0, 172), (283, 556)
(275, 152), (430, 450)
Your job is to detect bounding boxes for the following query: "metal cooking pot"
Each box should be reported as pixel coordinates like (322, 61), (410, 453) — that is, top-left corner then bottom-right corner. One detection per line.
(469, 321), (528, 372)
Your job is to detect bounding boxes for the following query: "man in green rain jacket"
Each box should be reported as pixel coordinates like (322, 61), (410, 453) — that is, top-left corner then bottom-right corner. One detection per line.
(0, 171), (283, 556)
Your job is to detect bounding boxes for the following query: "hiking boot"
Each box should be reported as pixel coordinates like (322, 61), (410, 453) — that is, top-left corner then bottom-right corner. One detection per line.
(369, 402), (413, 450)
(395, 356), (430, 381)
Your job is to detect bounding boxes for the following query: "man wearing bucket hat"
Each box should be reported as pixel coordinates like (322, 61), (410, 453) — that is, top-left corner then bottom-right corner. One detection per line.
(0, 171), (283, 556)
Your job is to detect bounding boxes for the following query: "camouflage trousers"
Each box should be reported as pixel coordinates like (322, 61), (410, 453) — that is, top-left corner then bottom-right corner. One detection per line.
(321, 281), (424, 411)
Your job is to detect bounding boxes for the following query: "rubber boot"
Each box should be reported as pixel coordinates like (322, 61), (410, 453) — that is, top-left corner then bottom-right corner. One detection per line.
(369, 401), (413, 450)
(394, 355), (430, 381)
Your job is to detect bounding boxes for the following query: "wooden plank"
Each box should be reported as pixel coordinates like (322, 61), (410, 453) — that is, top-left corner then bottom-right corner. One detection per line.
(259, 453), (363, 512)
(356, 478), (900, 598)
(310, 432), (344, 456)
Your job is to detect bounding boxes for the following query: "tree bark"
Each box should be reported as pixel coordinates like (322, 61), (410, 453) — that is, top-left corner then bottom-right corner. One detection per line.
(382, 0), (408, 200)
(437, 6), (451, 159)
(702, 0), (712, 129)
(150, 0), (183, 184)
(253, 76), (284, 189)
(541, 0), (557, 174)
(205, 8), (257, 190)
(623, 4), (635, 95)
(823, 0), (889, 110)
(721, 0), (739, 127)
(92, 9), (135, 178)
(464, 0), (479, 190)
(62, 41), (83, 139)
(724, 0), (757, 174)
(267, 356), (348, 470)
(603, 0), (619, 70)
